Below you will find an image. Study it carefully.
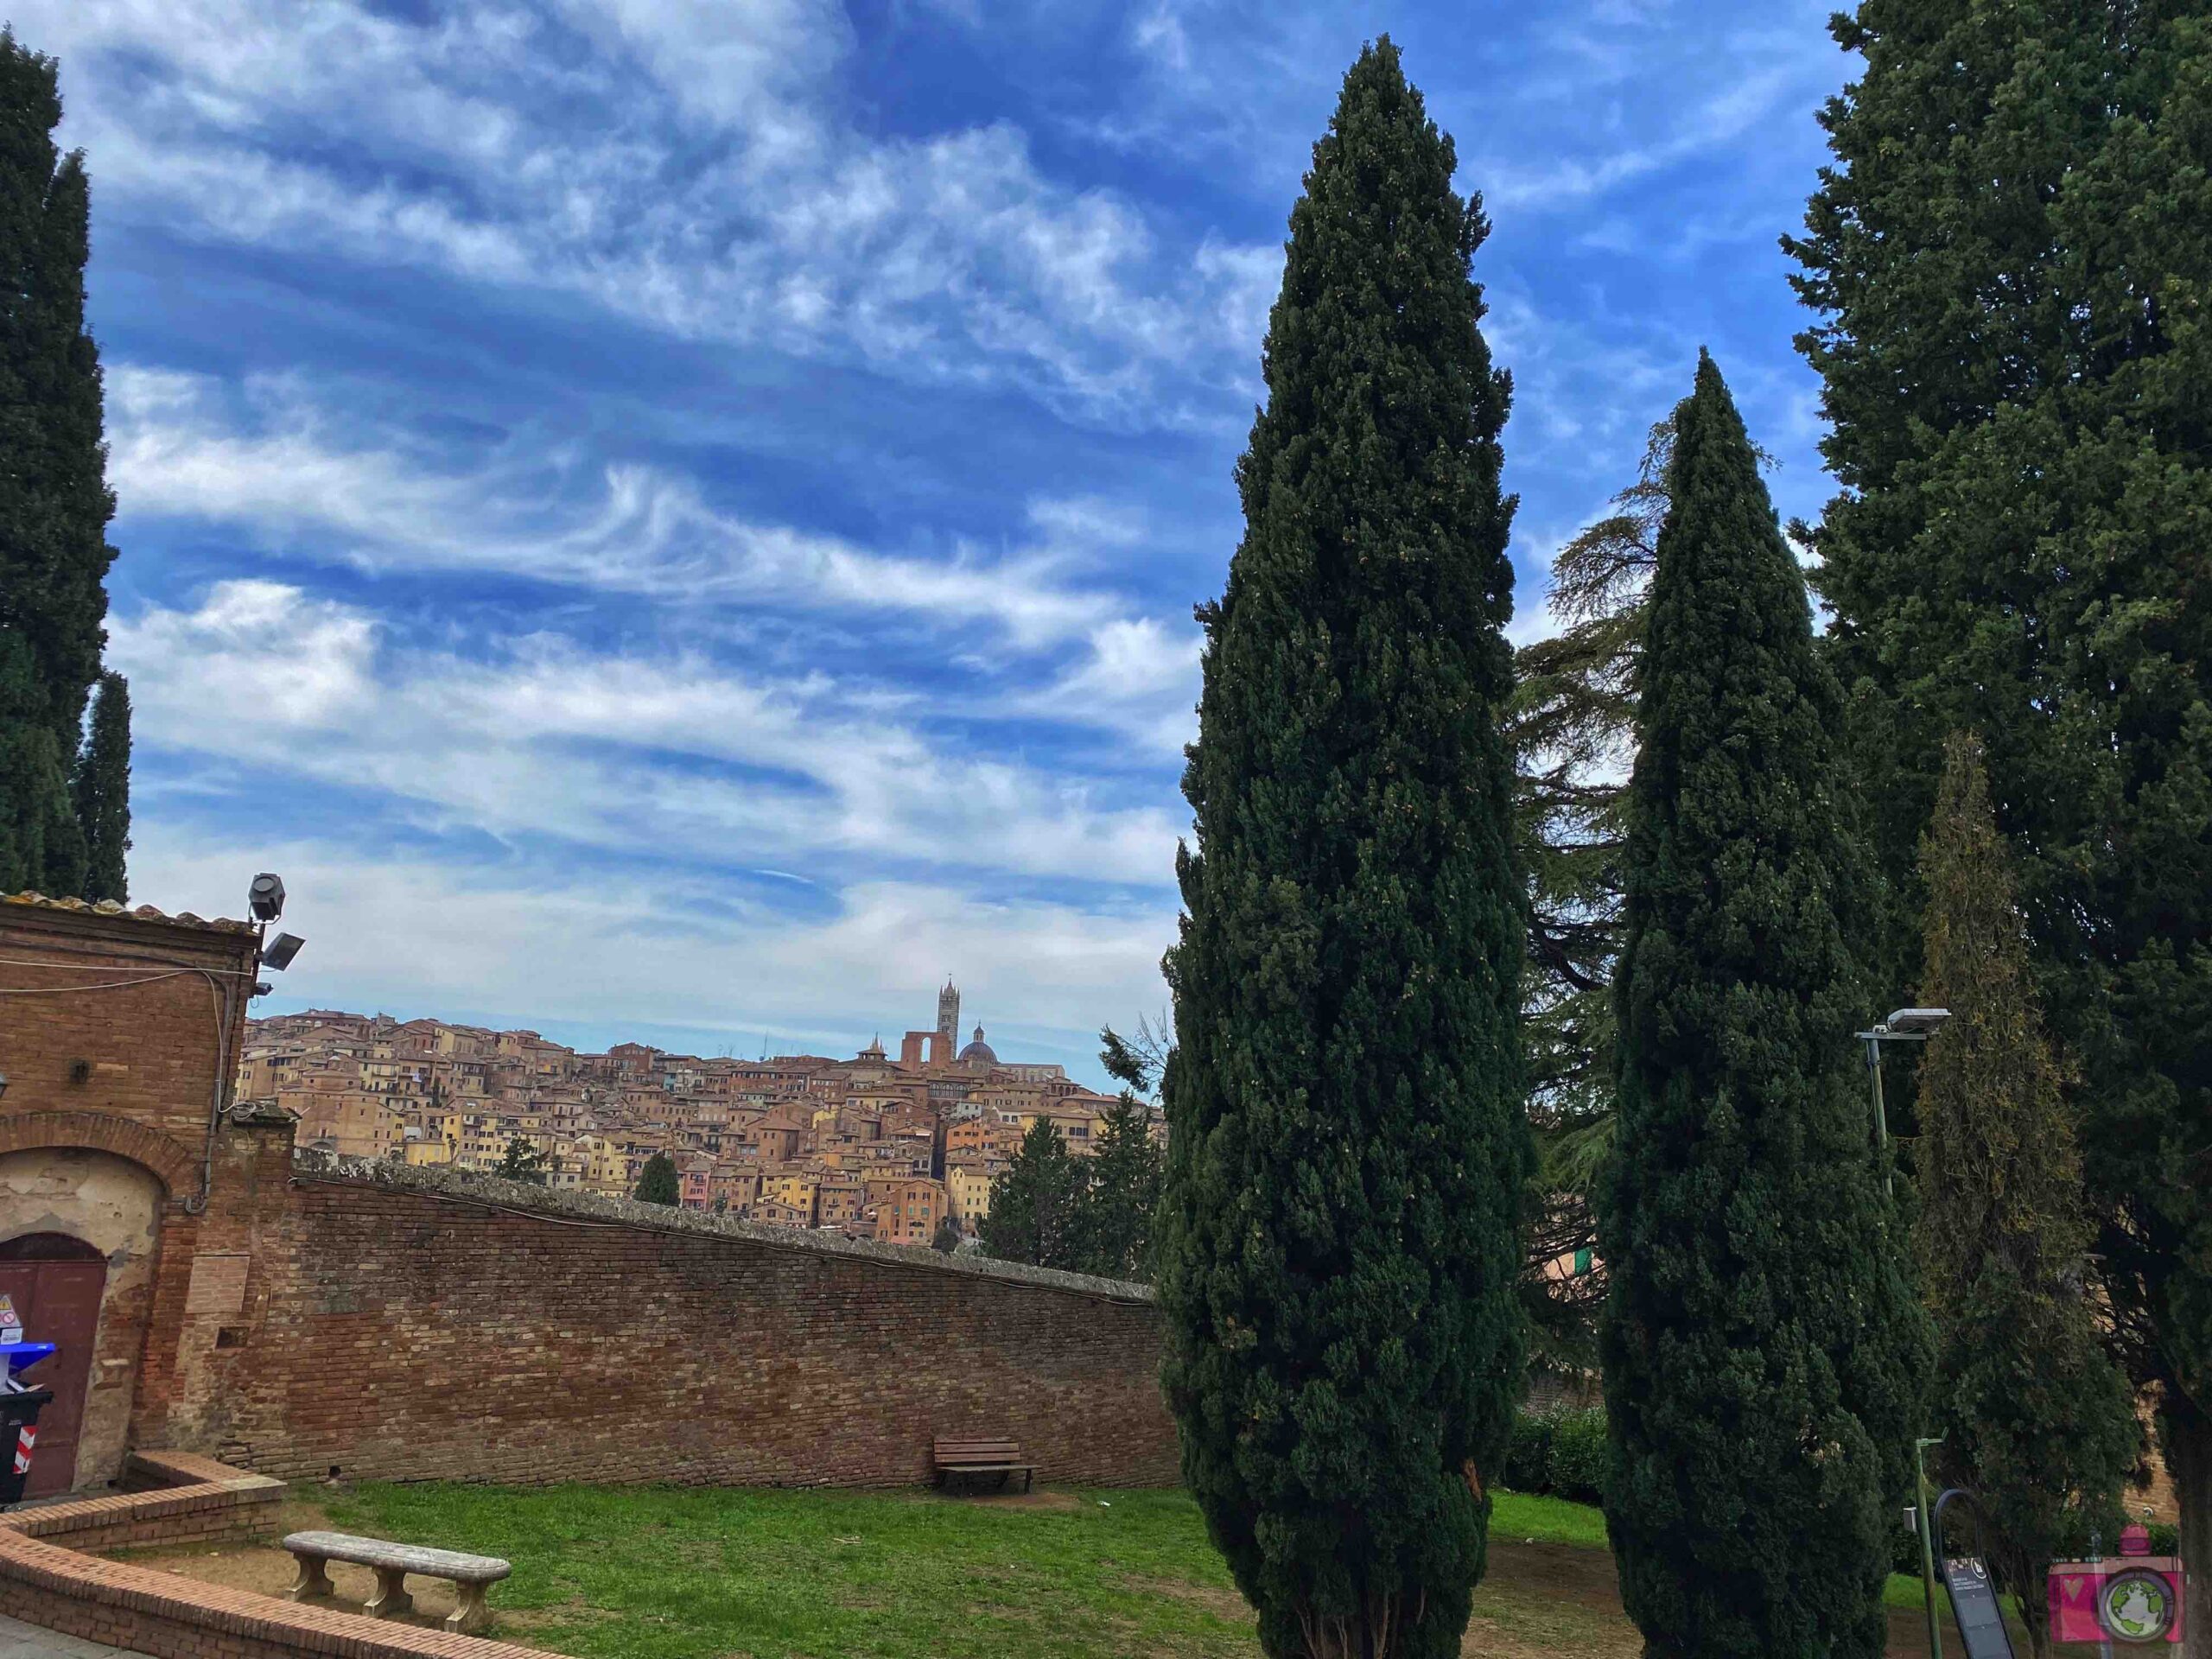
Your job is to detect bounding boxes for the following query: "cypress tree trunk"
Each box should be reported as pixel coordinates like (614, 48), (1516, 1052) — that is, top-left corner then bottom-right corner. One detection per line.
(1599, 354), (1929, 1659)
(72, 670), (130, 902)
(1160, 38), (1528, 1659)
(2170, 1397), (2212, 1659)
(1790, 2), (2212, 1569)
(1916, 733), (2137, 1658)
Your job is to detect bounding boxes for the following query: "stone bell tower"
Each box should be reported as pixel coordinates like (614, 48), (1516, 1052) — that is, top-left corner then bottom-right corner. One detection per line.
(936, 978), (960, 1063)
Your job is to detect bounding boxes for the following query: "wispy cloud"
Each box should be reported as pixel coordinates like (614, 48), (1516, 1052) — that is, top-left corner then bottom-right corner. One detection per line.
(111, 580), (1186, 887)
(109, 366), (1141, 651)
(34, 0), (1274, 423)
(134, 828), (1177, 1068)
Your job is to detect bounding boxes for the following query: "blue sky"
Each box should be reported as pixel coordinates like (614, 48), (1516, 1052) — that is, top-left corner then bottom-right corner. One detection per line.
(21, 0), (1854, 1084)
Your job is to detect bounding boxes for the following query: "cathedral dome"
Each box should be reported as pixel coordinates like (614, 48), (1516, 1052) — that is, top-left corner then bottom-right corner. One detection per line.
(957, 1024), (998, 1065)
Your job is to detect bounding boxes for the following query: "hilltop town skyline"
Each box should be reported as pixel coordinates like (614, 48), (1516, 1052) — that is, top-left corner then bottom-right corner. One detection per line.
(239, 971), (1147, 1096)
(243, 975), (1151, 1249)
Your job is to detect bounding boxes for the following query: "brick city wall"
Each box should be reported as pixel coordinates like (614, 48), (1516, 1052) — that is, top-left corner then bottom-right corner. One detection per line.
(184, 1156), (1181, 1489)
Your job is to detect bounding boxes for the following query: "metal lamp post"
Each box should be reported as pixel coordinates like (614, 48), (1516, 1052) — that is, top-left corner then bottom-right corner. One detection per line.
(1861, 1007), (1955, 1654)
(1855, 1007), (1950, 1197)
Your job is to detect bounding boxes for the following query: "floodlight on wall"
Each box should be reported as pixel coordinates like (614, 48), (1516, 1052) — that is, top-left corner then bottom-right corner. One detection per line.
(248, 872), (286, 923)
(262, 931), (306, 972)
(0, 1072), (9, 1100)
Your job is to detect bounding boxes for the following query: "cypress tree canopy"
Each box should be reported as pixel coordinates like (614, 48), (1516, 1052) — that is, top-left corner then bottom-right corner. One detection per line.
(1599, 354), (1928, 1659)
(0, 29), (117, 747)
(633, 1150), (679, 1205)
(979, 1115), (1085, 1272)
(73, 670), (130, 904)
(1916, 731), (2137, 1657)
(1160, 37), (1528, 1659)
(1789, 0), (2212, 1583)
(0, 624), (79, 895)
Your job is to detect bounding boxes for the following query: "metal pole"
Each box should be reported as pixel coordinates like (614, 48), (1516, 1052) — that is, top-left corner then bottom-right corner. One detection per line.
(2088, 1531), (2113, 1659)
(1916, 1436), (1945, 1659)
(1866, 1036), (1894, 1198)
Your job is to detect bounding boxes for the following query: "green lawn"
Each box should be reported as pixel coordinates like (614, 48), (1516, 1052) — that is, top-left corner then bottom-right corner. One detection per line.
(313, 1481), (1940, 1659)
(325, 1483), (1255, 1659)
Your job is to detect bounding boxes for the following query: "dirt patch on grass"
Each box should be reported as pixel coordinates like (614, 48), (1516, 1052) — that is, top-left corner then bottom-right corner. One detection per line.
(906, 1485), (1085, 1513)
(1128, 1574), (1256, 1626)
(104, 1498), (473, 1633)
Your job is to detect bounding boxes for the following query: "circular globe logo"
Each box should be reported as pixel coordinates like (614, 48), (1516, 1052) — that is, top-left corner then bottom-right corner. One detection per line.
(2100, 1569), (2175, 1643)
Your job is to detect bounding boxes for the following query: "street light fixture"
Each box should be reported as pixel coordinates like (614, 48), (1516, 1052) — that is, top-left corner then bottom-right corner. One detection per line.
(247, 873), (286, 923)
(1855, 1007), (1952, 1197)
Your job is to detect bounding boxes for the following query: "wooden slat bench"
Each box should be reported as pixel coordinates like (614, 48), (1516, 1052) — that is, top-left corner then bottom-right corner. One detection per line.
(283, 1529), (511, 1635)
(932, 1436), (1034, 1494)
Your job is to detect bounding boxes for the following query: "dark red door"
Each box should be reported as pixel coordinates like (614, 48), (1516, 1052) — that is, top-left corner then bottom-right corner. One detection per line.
(0, 1234), (107, 1497)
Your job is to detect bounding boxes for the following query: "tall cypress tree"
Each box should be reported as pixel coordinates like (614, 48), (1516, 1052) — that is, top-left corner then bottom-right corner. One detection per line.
(1599, 354), (1929, 1659)
(1916, 732), (2138, 1659)
(1159, 39), (1527, 1659)
(1789, 4), (2212, 1611)
(72, 670), (129, 903)
(2, 26), (118, 897)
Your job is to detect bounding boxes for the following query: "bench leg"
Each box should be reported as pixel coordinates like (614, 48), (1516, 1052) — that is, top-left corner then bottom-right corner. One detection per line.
(448, 1583), (492, 1637)
(285, 1554), (334, 1601)
(365, 1566), (415, 1621)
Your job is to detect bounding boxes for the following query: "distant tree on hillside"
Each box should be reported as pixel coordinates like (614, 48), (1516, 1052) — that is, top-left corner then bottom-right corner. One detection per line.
(635, 1151), (679, 1205)
(979, 1117), (1084, 1271)
(931, 1216), (962, 1255)
(497, 1135), (550, 1185)
(1074, 1095), (1162, 1281)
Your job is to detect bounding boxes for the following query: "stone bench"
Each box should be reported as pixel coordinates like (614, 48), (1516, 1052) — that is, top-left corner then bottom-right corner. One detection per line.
(283, 1529), (511, 1635)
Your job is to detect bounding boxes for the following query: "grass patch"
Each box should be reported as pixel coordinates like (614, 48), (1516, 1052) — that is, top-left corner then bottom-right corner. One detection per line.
(1491, 1490), (1611, 1551)
(303, 1482), (1947, 1658)
(324, 1483), (1255, 1659)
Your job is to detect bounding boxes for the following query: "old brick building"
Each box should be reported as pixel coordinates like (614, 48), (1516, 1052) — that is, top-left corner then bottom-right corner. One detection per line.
(0, 893), (265, 1498)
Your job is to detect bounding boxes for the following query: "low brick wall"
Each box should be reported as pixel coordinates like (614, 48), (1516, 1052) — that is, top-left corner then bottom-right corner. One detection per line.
(177, 1156), (1180, 1490)
(0, 1452), (546, 1659)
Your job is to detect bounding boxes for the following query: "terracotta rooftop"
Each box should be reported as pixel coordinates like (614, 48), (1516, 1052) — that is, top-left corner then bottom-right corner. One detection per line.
(3, 890), (258, 935)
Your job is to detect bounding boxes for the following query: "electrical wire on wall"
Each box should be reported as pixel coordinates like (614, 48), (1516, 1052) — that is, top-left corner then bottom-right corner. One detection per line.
(0, 952), (257, 1214)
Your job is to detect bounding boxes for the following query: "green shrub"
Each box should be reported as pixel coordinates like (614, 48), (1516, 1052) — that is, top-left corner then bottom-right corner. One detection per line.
(1503, 1409), (1556, 1495)
(1502, 1405), (1606, 1506)
(1547, 1408), (1608, 1505)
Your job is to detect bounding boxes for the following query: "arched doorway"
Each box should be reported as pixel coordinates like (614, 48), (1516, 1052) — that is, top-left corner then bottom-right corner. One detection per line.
(0, 1232), (107, 1497)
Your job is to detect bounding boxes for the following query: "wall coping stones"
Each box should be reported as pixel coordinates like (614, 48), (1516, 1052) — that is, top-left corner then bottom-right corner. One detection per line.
(289, 1148), (1156, 1305)
(1, 1452), (550, 1659)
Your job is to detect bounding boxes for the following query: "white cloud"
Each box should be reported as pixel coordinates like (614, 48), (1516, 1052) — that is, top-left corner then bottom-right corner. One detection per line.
(24, 0), (1275, 421)
(111, 581), (1186, 887)
(131, 829), (1176, 1076)
(106, 365), (1126, 651)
